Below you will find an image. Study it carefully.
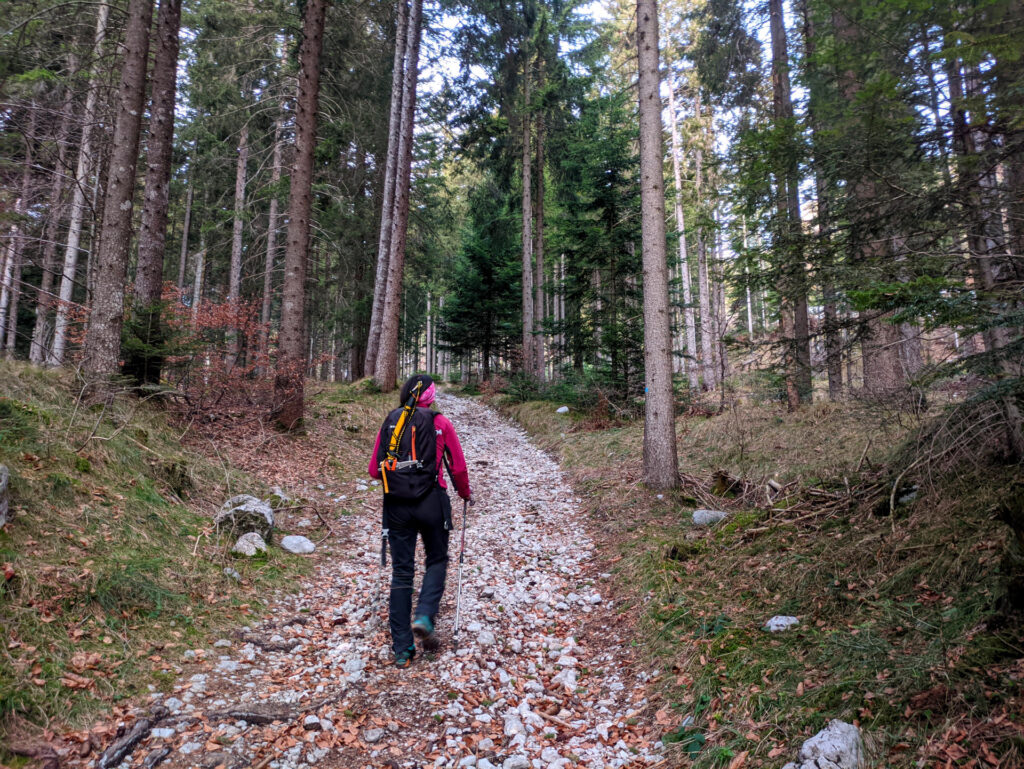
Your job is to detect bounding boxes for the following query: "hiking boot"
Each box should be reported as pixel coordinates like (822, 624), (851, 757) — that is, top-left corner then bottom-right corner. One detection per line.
(412, 615), (440, 651)
(394, 645), (416, 669)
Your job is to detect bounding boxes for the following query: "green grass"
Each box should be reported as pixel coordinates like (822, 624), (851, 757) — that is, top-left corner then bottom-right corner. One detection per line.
(500, 392), (1023, 768)
(0, 361), (312, 745)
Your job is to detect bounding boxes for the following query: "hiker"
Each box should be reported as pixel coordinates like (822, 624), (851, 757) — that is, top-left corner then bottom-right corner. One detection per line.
(368, 374), (473, 668)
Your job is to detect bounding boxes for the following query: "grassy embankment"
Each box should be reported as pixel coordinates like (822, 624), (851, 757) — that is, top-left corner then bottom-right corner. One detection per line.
(0, 363), (385, 751)
(500, 394), (1023, 768)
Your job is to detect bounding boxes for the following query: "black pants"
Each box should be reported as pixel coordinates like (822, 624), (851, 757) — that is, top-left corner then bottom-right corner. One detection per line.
(386, 486), (451, 654)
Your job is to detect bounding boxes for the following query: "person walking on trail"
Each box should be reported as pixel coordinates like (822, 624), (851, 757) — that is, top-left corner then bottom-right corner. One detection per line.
(368, 374), (473, 668)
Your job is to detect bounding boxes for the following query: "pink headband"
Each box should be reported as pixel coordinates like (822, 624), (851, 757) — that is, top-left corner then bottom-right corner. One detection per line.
(418, 382), (436, 406)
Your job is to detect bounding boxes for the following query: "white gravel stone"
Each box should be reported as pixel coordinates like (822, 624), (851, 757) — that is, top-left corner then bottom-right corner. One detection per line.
(692, 509), (729, 526)
(477, 630), (496, 646)
(231, 532), (267, 556)
(281, 535), (316, 554)
(765, 615), (800, 632)
(782, 720), (865, 769)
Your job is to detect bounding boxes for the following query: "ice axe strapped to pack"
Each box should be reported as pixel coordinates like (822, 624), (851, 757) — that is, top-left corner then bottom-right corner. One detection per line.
(379, 379), (424, 495)
(377, 377), (441, 565)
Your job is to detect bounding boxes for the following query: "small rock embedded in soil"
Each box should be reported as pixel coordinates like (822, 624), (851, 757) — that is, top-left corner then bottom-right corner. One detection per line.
(231, 532), (267, 557)
(281, 534), (316, 554)
(782, 720), (865, 769)
(692, 508), (729, 526)
(764, 615), (800, 633)
(362, 727), (385, 743)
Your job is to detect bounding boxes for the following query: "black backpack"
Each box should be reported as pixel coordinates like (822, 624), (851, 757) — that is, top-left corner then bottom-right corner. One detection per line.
(375, 406), (439, 500)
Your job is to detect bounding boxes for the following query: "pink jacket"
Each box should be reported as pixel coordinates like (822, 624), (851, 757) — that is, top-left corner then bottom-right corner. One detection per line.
(368, 412), (472, 500)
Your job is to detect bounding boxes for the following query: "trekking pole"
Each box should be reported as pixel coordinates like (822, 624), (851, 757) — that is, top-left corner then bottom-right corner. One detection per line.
(453, 499), (469, 637)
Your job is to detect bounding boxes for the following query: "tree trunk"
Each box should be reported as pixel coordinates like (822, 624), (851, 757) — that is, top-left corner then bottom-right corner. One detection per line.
(82, 0), (154, 377)
(226, 121), (249, 367)
(520, 56), (535, 378)
(0, 227), (18, 344)
(694, 106), (715, 390)
(947, 51), (1024, 456)
(52, 2), (109, 366)
(3, 107), (37, 356)
(365, 0), (409, 376)
(667, 65), (699, 391)
(797, 0), (842, 400)
(275, 0), (326, 428)
(770, 0), (811, 408)
(31, 83), (75, 364)
(533, 107), (546, 379)
(636, 0), (679, 489)
(260, 116), (283, 369)
(129, 0), (182, 384)
(374, 0), (422, 391)
(176, 181), (193, 291)
(832, 7), (903, 395)
(191, 245), (206, 325)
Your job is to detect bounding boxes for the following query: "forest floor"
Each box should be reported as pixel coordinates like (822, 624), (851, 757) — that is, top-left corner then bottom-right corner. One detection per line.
(501, 394), (1024, 768)
(4, 366), (1022, 769)
(43, 391), (663, 769)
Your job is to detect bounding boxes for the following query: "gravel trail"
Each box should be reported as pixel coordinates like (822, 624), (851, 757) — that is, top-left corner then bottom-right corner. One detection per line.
(78, 395), (661, 769)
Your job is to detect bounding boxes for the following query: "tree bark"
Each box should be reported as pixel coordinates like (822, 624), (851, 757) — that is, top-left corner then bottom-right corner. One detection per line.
(533, 109), (546, 380)
(260, 115), (283, 368)
(797, 0), (842, 400)
(832, 7), (903, 394)
(365, 0), (410, 377)
(374, 0), (423, 390)
(52, 2), (109, 366)
(275, 0), (326, 428)
(82, 0), (154, 377)
(636, 0), (679, 489)
(693, 100), (715, 390)
(520, 55), (535, 378)
(667, 65), (699, 391)
(129, 0), (182, 383)
(3, 108), (37, 356)
(226, 121), (249, 367)
(770, 0), (811, 408)
(176, 181), (193, 291)
(31, 83), (75, 364)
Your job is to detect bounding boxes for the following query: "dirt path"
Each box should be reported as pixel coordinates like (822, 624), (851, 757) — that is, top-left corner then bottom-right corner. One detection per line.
(75, 395), (662, 769)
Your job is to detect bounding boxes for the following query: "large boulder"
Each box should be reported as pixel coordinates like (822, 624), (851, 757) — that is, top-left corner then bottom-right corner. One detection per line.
(782, 720), (865, 769)
(215, 495), (274, 539)
(0, 464), (9, 527)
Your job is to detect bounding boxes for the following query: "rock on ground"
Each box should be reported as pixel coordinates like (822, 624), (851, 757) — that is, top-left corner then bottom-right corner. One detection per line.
(764, 615), (800, 633)
(692, 508), (728, 526)
(782, 720), (865, 769)
(280, 535), (316, 554)
(230, 532), (267, 557)
(215, 494), (274, 539)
